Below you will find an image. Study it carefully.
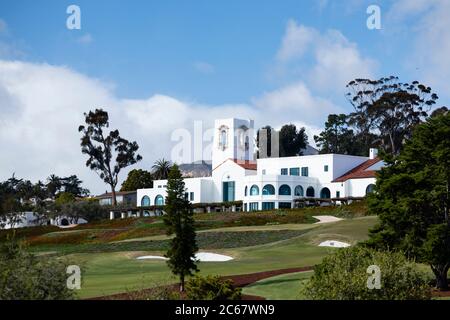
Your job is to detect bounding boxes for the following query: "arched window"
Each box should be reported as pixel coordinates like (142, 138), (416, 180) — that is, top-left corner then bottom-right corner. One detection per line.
(262, 184), (275, 195)
(366, 184), (376, 195)
(219, 127), (228, 150)
(279, 184), (291, 196)
(244, 186), (248, 197)
(320, 187), (331, 199)
(294, 185), (304, 197)
(141, 195), (151, 206)
(250, 185), (259, 196)
(155, 195), (164, 206)
(306, 187), (315, 197)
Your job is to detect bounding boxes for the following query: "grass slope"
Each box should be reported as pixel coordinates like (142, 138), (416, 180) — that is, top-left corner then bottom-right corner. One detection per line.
(243, 271), (313, 300)
(29, 229), (312, 255)
(69, 216), (377, 298)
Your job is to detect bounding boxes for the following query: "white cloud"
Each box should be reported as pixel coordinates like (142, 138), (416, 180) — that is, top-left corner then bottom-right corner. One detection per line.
(0, 60), (337, 194)
(274, 19), (377, 93)
(252, 81), (341, 124)
(387, 0), (450, 95)
(309, 29), (376, 92)
(276, 22), (317, 62)
(193, 61), (215, 74)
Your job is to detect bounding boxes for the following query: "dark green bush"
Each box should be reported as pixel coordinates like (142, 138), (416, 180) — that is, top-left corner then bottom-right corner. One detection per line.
(303, 246), (431, 300)
(186, 275), (241, 300)
(0, 236), (76, 300)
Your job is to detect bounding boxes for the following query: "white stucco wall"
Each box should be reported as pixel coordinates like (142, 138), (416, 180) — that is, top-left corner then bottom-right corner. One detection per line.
(256, 154), (369, 184)
(211, 159), (248, 202)
(344, 178), (377, 197)
(212, 118), (254, 170)
(137, 177), (215, 206)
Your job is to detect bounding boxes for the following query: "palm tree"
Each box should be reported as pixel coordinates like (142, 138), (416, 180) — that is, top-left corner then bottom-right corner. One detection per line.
(46, 174), (61, 198)
(152, 158), (172, 180)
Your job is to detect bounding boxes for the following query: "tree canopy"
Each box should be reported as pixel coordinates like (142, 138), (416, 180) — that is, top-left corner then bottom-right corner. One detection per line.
(316, 77), (443, 156)
(346, 76), (438, 155)
(120, 169), (153, 191)
(257, 124), (308, 158)
(314, 114), (368, 155)
(367, 113), (450, 290)
(78, 109), (142, 205)
(152, 158), (172, 180)
(279, 124), (308, 157)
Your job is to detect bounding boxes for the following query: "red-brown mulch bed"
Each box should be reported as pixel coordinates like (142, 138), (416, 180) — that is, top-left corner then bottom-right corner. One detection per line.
(88, 266), (314, 300)
(222, 266), (313, 288)
(432, 289), (450, 298)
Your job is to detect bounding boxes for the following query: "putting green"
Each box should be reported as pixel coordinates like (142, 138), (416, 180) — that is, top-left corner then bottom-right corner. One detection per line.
(243, 271), (313, 300)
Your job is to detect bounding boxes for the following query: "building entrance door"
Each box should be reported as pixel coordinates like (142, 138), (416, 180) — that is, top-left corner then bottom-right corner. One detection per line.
(223, 181), (235, 202)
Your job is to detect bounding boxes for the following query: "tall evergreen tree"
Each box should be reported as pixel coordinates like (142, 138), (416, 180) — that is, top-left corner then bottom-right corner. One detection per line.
(163, 164), (198, 292)
(314, 114), (368, 155)
(367, 113), (450, 290)
(279, 124), (308, 157)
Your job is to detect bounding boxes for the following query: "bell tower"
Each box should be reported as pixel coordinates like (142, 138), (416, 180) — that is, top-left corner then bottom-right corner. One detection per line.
(212, 118), (254, 169)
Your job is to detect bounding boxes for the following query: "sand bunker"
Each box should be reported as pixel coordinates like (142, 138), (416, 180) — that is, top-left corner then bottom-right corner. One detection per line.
(195, 252), (234, 262)
(136, 255), (168, 261)
(319, 240), (350, 248)
(136, 252), (233, 262)
(313, 215), (343, 224)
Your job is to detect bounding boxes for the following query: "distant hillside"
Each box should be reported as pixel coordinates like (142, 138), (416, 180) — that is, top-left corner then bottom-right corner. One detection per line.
(179, 161), (212, 178)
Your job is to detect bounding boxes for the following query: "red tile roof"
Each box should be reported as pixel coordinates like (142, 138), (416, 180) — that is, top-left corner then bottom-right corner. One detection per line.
(332, 157), (381, 182)
(231, 159), (257, 170)
(213, 158), (257, 171)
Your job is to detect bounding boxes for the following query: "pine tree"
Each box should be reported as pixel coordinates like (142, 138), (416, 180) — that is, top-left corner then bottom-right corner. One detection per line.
(163, 164), (199, 292)
(367, 113), (450, 290)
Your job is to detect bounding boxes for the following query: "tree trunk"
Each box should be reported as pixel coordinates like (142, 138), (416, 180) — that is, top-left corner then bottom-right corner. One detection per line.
(180, 275), (185, 292)
(433, 265), (449, 291)
(111, 187), (117, 207)
(389, 133), (396, 155)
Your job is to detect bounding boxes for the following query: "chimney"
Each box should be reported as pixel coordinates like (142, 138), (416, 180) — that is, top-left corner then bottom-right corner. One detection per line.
(369, 148), (378, 159)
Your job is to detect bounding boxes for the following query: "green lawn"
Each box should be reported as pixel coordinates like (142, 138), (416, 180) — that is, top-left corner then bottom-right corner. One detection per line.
(63, 216), (377, 298)
(243, 271), (313, 300)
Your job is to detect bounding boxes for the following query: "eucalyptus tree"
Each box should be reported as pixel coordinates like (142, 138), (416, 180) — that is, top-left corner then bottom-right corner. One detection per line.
(78, 109), (142, 206)
(346, 76), (439, 155)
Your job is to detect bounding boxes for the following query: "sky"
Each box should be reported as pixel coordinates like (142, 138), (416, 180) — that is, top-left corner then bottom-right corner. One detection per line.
(0, 0), (449, 194)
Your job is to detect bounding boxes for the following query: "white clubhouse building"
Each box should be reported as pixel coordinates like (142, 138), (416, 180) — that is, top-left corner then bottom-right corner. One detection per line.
(136, 118), (383, 213)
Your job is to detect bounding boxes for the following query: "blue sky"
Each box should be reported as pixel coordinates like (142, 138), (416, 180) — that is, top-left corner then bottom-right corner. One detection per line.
(1, 0), (448, 193)
(1, 0), (414, 104)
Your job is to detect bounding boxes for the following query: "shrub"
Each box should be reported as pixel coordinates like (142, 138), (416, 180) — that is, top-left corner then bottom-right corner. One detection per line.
(0, 235), (76, 300)
(186, 275), (241, 300)
(124, 281), (181, 300)
(55, 192), (76, 205)
(60, 200), (109, 223)
(303, 246), (431, 300)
